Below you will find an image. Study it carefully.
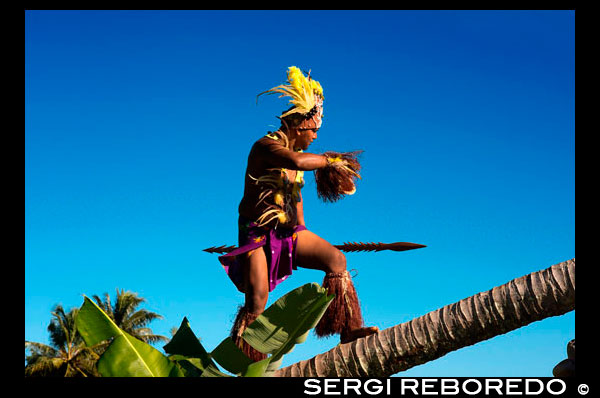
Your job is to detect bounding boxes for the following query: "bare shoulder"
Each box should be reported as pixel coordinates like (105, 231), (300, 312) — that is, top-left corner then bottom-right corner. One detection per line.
(247, 135), (281, 168)
(252, 134), (289, 158)
(254, 134), (285, 150)
(250, 132), (306, 170)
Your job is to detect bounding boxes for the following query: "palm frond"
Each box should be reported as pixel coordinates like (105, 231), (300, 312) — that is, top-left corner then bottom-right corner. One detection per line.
(24, 357), (66, 377)
(48, 305), (80, 351)
(126, 309), (163, 328)
(127, 326), (169, 345)
(25, 341), (59, 358)
(92, 293), (113, 318)
(113, 289), (145, 325)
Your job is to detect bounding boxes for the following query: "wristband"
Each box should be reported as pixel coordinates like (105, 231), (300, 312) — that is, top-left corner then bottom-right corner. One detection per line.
(326, 155), (342, 165)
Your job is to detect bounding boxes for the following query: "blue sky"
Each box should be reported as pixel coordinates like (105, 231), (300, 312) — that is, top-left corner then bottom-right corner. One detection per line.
(25, 10), (575, 376)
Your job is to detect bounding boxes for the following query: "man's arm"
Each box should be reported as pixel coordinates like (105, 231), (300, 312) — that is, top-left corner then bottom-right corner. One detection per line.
(296, 191), (305, 227)
(258, 139), (328, 171)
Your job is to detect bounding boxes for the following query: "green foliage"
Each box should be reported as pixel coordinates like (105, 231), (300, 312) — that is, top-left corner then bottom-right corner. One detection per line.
(25, 305), (101, 377)
(76, 296), (183, 377)
(92, 289), (169, 345)
(75, 282), (334, 377)
(163, 317), (220, 376)
(244, 282), (334, 364)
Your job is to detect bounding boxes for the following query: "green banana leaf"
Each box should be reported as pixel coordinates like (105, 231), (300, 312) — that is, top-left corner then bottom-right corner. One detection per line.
(200, 363), (234, 377)
(75, 282), (333, 377)
(209, 337), (253, 375)
(166, 355), (204, 377)
(208, 283), (333, 377)
(243, 282), (334, 364)
(237, 283), (333, 375)
(97, 334), (183, 377)
(163, 317), (214, 373)
(76, 295), (183, 377)
(208, 336), (271, 377)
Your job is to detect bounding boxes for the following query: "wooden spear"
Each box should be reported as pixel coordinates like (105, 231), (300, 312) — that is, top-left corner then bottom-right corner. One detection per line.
(203, 241), (426, 254)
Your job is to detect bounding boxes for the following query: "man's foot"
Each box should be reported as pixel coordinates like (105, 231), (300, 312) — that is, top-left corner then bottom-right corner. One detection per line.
(340, 326), (379, 344)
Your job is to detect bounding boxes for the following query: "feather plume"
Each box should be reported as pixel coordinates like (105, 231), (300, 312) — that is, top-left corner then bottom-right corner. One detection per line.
(257, 66), (324, 119)
(256, 207), (287, 227)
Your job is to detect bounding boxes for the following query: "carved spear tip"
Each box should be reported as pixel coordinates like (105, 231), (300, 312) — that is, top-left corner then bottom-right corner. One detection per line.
(385, 242), (427, 251)
(202, 245), (237, 254)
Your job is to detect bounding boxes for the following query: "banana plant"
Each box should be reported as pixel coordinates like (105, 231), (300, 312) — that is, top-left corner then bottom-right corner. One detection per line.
(76, 295), (184, 377)
(75, 282), (334, 377)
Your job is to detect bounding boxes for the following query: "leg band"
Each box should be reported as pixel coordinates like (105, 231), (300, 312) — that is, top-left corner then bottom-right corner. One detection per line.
(315, 270), (364, 338)
(230, 305), (268, 362)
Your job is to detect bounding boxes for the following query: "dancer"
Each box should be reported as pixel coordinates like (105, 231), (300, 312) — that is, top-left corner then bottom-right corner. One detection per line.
(219, 66), (378, 361)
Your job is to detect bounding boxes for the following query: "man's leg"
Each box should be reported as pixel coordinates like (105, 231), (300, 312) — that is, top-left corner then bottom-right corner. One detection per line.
(295, 229), (378, 343)
(243, 247), (270, 313)
(230, 247), (269, 361)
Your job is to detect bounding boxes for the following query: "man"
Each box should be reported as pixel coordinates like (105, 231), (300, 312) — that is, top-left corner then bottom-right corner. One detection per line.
(219, 66), (378, 361)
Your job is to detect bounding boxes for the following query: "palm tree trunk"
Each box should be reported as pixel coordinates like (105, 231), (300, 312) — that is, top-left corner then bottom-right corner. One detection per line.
(274, 258), (575, 377)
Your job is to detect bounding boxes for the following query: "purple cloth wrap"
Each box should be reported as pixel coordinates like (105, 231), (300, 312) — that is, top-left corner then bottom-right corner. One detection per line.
(218, 217), (307, 293)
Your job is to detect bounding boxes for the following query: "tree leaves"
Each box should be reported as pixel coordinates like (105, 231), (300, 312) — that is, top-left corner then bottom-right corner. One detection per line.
(75, 283), (333, 377)
(97, 334), (183, 377)
(163, 317), (215, 375)
(76, 296), (183, 377)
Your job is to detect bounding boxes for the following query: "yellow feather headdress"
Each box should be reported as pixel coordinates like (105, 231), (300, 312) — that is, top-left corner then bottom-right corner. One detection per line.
(258, 66), (324, 125)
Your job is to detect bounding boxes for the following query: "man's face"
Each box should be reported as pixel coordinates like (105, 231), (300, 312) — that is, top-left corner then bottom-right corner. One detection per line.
(296, 127), (318, 150)
(293, 116), (320, 150)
